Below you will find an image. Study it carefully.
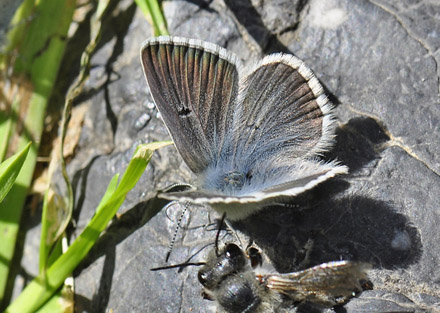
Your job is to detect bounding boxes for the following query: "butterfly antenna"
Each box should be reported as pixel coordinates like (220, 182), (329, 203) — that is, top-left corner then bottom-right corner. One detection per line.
(152, 242), (213, 272)
(215, 212), (227, 257)
(150, 262), (206, 271)
(165, 202), (189, 262)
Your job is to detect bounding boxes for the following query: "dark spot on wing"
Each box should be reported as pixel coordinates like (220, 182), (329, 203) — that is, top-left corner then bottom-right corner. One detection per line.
(178, 107), (191, 116)
(246, 171), (253, 180)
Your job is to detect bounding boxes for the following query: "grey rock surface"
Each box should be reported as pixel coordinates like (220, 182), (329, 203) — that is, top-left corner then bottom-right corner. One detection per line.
(19, 0), (439, 312)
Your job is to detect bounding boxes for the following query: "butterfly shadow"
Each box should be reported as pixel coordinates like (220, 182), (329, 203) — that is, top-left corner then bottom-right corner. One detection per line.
(232, 192), (422, 272)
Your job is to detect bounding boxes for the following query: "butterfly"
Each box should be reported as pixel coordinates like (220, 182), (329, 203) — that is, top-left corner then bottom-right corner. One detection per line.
(140, 36), (347, 221)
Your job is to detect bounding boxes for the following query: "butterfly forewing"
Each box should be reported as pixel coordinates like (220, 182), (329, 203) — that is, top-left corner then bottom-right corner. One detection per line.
(232, 54), (335, 168)
(141, 37), (239, 173)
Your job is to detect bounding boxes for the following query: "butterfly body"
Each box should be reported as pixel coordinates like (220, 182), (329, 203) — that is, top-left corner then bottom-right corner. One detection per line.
(141, 36), (348, 220)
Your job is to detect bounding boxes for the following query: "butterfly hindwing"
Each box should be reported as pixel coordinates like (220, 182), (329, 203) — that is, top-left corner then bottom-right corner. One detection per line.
(159, 162), (347, 205)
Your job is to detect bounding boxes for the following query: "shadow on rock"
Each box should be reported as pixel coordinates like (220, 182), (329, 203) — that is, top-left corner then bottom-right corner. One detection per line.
(72, 195), (169, 312)
(74, 245), (116, 313)
(224, 0), (293, 54)
(326, 116), (390, 174)
(233, 194), (421, 273)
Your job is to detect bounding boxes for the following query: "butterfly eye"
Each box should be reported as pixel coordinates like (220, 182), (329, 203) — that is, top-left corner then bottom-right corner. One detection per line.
(225, 244), (242, 259)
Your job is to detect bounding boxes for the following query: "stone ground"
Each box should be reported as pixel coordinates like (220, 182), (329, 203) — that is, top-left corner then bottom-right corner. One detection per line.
(12, 0), (440, 312)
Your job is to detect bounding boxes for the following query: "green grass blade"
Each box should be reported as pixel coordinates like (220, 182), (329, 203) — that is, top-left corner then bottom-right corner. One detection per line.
(35, 237), (74, 313)
(96, 174), (120, 214)
(0, 110), (13, 163)
(4, 141), (171, 313)
(0, 0), (76, 305)
(0, 142), (31, 203)
(34, 286), (73, 313)
(135, 0), (169, 36)
(39, 0), (112, 274)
